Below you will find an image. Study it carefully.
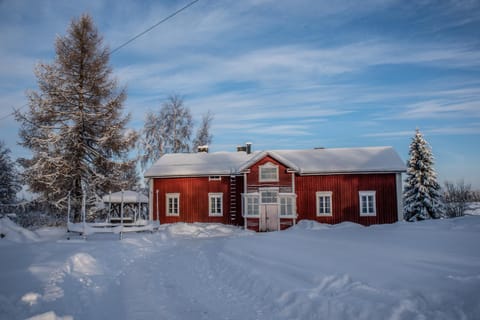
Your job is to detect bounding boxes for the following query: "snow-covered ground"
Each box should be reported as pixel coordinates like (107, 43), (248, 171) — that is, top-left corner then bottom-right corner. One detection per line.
(465, 202), (480, 215)
(1, 217), (480, 320)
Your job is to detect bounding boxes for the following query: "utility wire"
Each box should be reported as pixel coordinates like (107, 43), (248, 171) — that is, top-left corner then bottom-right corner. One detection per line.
(110, 0), (200, 55)
(0, 112), (12, 121)
(0, 0), (201, 120)
(0, 105), (27, 121)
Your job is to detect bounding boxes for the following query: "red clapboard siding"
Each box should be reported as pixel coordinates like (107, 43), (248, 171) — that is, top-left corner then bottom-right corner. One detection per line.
(247, 156), (292, 187)
(295, 173), (398, 226)
(153, 176), (243, 225)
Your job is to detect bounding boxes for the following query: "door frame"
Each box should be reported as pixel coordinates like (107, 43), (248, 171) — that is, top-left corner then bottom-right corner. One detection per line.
(259, 188), (280, 231)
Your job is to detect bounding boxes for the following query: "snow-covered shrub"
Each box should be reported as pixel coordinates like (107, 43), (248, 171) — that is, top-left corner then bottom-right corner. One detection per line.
(444, 180), (472, 218)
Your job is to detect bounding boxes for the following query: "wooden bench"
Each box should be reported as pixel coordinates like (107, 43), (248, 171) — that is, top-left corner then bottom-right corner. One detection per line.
(109, 217), (134, 224)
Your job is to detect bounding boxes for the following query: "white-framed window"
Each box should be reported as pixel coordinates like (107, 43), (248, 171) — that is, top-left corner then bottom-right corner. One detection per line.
(260, 188), (278, 204)
(244, 194), (260, 217)
(280, 195), (296, 217)
(359, 191), (376, 216)
(166, 193), (180, 216)
(316, 191), (333, 216)
(259, 162), (279, 182)
(209, 193), (223, 216)
(209, 176), (221, 181)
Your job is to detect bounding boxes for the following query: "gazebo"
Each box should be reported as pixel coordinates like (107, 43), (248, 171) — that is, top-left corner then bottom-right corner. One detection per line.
(102, 190), (149, 224)
(67, 190), (154, 239)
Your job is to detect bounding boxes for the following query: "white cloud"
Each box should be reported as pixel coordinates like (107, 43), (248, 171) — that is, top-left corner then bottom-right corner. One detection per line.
(395, 100), (480, 120)
(364, 126), (480, 138)
(1, 0), (479, 184)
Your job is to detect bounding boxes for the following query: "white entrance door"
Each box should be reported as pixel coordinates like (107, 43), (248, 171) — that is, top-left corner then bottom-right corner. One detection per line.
(260, 204), (279, 231)
(259, 188), (279, 231)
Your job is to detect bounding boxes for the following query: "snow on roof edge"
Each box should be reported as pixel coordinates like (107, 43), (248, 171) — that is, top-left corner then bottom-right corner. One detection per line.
(102, 191), (148, 203)
(237, 151), (300, 173)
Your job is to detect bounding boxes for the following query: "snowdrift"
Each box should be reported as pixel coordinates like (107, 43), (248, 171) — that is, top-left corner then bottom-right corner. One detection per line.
(465, 202), (480, 215)
(159, 222), (252, 239)
(0, 216), (39, 243)
(1, 216), (479, 320)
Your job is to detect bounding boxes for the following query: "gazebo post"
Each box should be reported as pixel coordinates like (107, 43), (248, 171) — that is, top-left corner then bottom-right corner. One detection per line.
(108, 191), (112, 223)
(67, 191), (71, 224)
(137, 191), (140, 223)
(120, 189), (124, 225)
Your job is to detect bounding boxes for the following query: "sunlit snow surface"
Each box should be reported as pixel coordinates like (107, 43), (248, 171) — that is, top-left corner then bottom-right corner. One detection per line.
(1, 216), (479, 320)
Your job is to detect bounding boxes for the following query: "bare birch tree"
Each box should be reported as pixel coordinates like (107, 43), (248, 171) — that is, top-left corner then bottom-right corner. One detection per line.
(192, 110), (213, 151)
(139, 94), (193, 170)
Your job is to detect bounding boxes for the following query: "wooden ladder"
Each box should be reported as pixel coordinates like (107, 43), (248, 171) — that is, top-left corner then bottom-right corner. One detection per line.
(229, 176), (237, 223)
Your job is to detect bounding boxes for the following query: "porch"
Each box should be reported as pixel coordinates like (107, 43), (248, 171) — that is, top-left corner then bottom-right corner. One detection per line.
(242, 190), (297, 232)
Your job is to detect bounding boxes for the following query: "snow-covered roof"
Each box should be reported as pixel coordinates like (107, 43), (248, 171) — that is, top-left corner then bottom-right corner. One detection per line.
(102, 191), (148, 203)
(274, 147), (405, 174)
(144, 146), (405, 178)
(237, 151), (300, 173)
(144, 151), (257, 178)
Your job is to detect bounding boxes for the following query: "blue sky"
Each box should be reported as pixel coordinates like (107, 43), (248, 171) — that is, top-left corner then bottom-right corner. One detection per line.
(0, 0), (479, 187)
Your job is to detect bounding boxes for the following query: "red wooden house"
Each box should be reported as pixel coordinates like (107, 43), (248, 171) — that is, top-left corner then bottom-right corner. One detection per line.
(144, 144), (405, 231)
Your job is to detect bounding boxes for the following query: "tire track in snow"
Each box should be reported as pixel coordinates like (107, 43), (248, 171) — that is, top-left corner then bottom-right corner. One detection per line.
(116, 236), (265, 320)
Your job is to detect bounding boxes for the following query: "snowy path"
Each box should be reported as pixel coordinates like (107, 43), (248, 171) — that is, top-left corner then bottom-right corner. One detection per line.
(115, 238), (262, 320)
(1, 218), (480, 320)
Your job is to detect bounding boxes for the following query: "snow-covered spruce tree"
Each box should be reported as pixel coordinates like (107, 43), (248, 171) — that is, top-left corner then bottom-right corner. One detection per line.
(16, 14), (138, 221)
(403, 129), (444, 221)
(0, 141), (21, 205)
(192, 110), (213, 152)
(139, 94), (193, 170)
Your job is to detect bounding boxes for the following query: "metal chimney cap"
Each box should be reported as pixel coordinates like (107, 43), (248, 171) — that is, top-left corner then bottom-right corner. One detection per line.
(197, 145), (209, 153)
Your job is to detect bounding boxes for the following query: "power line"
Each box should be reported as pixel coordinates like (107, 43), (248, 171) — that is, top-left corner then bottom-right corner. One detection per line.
(110, 0), (201, 55)
(0, 105), (27, 121)
(0, 0), (201, 120)
(0, 112), (12, 121)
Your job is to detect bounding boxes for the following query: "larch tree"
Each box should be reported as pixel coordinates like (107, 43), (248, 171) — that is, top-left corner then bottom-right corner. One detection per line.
(139, 94), (193, 170)
(16, 14), (138, 221)
(403, 129), (444, 221)
(192, 110), (213, 151)
(0, 141), (21, 205)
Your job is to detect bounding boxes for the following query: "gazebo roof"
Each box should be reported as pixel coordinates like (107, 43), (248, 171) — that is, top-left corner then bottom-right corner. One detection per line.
(102, 191), (148, 204)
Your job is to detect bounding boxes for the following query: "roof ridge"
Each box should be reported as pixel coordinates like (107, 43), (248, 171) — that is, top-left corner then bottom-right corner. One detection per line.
(144, 146), (405, 178)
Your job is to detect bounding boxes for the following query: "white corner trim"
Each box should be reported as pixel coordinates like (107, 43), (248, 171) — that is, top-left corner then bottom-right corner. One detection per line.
(149, 179), (153, 221)
(396, 173), (403, 221)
